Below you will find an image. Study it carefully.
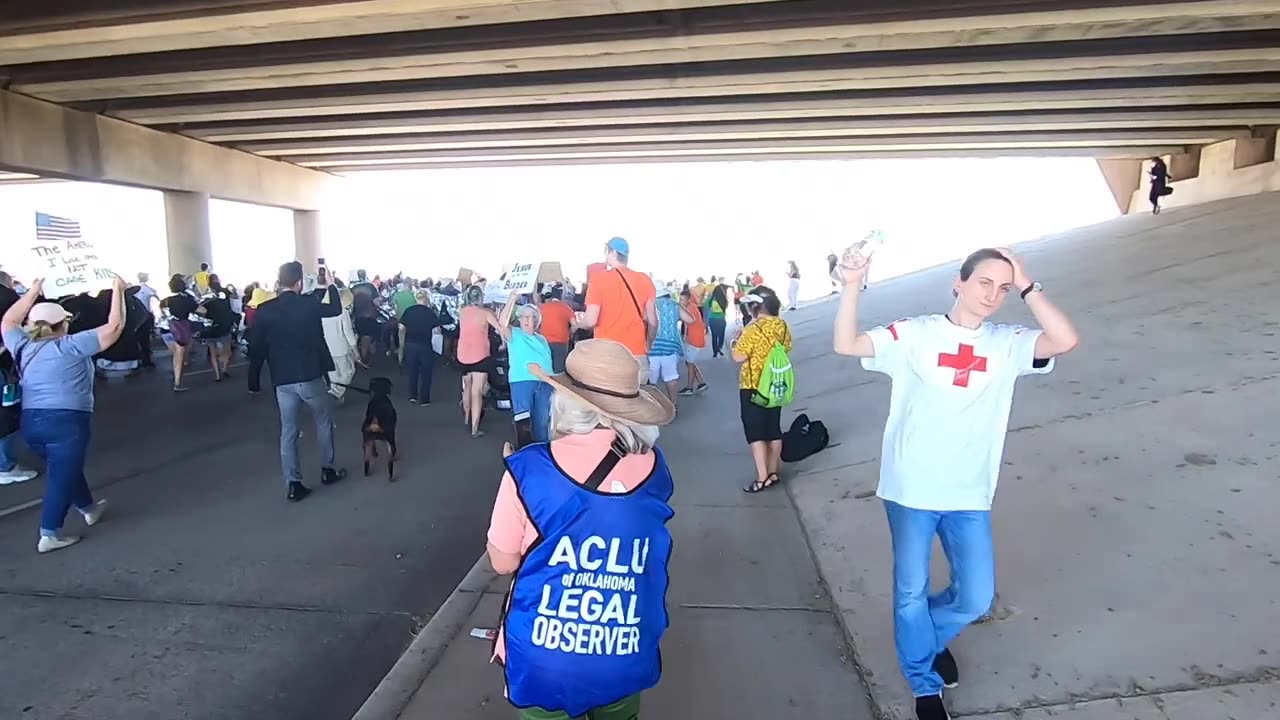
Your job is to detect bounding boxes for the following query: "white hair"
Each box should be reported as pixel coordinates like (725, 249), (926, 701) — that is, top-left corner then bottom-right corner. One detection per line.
(518, 303), (542, 328)
(550, 391), (659, 455)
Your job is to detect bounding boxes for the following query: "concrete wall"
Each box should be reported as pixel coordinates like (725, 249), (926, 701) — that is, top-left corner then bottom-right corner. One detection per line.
(1129, 130), (1280, 213)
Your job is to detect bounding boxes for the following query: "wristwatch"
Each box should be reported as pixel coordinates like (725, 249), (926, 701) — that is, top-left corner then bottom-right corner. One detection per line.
(1020, 282), (1042, 301)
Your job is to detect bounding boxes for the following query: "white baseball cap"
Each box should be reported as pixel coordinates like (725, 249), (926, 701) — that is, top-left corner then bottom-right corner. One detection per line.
(27, 302), (71, 326)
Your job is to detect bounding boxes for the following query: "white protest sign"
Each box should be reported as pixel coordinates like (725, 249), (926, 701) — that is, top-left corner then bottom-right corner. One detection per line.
(482, 281), (508, 305)
(480, 261), (540, 304)
(504, 261), (538, 294)
(30, 212), (115, 297)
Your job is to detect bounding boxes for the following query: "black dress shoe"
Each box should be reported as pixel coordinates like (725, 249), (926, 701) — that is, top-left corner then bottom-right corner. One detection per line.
(933, 648), (959, 689)
(287, 482), (312, 502)
(321, 467), (348, 485)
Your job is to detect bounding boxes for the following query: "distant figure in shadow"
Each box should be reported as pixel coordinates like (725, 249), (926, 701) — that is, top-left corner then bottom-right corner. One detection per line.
(1149, 157), (1172, 215)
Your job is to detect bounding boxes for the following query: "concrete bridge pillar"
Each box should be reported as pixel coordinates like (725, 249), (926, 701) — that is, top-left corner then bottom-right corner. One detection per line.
(293, 209), (323, 270)
(164, 190), (212, 278)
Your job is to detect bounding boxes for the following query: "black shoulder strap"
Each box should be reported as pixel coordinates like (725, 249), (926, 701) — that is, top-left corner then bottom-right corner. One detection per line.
(615, 270), (646, 326)
(584, 440), (628, 491)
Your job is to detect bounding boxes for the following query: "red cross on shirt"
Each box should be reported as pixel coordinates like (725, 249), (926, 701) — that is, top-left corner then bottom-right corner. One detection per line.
(937, 343), (988, 388)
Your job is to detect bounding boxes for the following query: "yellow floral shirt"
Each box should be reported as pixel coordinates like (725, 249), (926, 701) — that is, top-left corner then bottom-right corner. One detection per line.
(733, 316), (792, 390)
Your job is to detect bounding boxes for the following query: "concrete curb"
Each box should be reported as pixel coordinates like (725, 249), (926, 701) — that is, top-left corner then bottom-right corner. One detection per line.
(782, 479), (900, 720)
(352, 554), (498, 720)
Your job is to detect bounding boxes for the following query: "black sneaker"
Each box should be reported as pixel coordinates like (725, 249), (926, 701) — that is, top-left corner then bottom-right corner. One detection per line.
(915, 693), (950, 720)
(677, 387), (695, 397)
(287, 482), (312, 502)
(321, 467), (348, 486)
(408, 398), (419, 405)
(933, 648), (959, 689)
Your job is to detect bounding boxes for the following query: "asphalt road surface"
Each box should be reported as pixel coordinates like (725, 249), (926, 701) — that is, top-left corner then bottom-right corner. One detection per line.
(0, 352), (508, 720)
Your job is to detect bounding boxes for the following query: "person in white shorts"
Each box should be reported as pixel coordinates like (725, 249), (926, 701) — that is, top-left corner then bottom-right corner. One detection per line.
(648, 286), (695, 409)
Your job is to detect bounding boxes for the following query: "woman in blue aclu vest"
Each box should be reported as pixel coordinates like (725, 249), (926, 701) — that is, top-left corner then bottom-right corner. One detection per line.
(487, 338), (677, 720)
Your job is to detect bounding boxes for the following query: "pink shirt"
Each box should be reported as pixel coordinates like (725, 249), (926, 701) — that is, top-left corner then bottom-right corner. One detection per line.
(457, 305), (492, 365)
(487, 428), (659, 660)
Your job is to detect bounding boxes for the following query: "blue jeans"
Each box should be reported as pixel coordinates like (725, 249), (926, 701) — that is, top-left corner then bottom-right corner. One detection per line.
(276, 378), (336, 487)
(510, 380), (551, 444)
(709, 317), (727, 356)
(0, 431), (18, 472)
(21, 409), (94, 536)
(404, 342), (435, 402)
(884, 500), (995, 697)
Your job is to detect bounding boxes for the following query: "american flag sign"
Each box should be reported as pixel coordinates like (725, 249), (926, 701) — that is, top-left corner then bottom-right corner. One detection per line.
(35, 212), (82, 242)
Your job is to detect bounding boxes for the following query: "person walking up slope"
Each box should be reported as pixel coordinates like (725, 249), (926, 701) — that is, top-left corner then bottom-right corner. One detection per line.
(832, 247), (1079, 720)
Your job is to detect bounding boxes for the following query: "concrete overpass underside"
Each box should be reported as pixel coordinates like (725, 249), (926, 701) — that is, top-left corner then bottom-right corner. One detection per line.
(0, 0), (1277, 180)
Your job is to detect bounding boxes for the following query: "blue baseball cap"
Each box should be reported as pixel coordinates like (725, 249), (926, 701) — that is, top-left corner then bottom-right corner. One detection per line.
(606, 237), (630, 257)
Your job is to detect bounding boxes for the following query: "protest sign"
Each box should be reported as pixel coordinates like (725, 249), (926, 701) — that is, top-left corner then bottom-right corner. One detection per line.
(536, 262), (565, 284)
(483, 280), (509, 305)
(30, 212), (114, 297)
(504, 261), (538, 294)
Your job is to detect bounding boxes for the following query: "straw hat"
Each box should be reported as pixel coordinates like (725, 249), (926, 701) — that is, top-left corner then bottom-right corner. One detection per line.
(529, 339), (675, 426)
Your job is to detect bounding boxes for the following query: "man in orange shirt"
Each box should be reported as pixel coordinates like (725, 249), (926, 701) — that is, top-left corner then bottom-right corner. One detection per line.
(536, 285), (575, 373)
(573, 237), (657, 384)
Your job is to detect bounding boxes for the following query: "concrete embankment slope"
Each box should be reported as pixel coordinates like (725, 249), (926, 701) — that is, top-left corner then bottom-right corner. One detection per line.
(783, 191), (1280, 719)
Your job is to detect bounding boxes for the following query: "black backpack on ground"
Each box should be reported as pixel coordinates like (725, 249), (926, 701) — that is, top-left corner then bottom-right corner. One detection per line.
(781, 413), (830, 463)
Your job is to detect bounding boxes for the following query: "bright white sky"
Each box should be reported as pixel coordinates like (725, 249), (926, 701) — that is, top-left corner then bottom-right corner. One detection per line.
(1, 157), (1117, 301)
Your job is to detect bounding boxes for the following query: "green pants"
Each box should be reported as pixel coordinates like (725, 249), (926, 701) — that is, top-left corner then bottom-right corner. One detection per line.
(516, 693), (641, 720)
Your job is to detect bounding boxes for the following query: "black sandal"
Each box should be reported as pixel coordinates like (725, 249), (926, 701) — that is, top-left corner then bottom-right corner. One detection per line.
(743, 473), (780, 493)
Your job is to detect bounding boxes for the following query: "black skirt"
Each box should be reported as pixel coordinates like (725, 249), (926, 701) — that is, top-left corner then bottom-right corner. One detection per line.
(740, 389), (783, 444)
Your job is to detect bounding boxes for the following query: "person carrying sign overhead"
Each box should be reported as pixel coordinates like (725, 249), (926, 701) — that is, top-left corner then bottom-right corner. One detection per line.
(571, 238), (657, 385)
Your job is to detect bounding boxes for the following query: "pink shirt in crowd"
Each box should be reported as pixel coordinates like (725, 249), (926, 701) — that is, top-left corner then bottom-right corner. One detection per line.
(457, 305), (493, 365)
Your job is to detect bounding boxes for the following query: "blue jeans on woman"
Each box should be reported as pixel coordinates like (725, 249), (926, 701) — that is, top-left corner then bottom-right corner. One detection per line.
(883, 500), (995, 698)
(708, 316), (727, 356)
(404, 342), (436, 403)
(22, 409), (94, 536)
(510, 380), (551, 444)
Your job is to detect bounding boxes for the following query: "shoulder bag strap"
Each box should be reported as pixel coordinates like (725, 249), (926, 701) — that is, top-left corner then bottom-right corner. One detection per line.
(583, 438), (629, 491)
(614, 270), (646, 326)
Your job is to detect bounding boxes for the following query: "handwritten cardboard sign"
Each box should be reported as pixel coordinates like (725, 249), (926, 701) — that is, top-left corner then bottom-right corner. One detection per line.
(31, 213), (114, 297)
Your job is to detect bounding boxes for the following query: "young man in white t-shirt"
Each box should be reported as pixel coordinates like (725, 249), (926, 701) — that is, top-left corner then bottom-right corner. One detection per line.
(833, 247), (1079, 720)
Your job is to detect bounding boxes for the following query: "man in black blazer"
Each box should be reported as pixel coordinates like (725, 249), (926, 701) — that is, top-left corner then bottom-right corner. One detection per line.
(249, 261), (349, 501)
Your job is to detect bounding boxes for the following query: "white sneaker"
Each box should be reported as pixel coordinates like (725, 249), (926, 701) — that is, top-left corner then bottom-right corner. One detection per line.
(0, 468), (39, 485)
(82, 499), (108, 526)
(37, 535), (81, 553)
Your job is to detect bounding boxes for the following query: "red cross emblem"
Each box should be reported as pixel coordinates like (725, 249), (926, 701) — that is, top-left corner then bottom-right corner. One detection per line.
(937, 343), (988, 387)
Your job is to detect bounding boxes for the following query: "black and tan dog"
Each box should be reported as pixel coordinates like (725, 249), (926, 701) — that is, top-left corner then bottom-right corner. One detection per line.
(336, 376), (399, 481)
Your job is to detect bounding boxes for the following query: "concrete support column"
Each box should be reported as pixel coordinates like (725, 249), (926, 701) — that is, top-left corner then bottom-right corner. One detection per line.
(1096, 158), (1141, 215)
(293, 210), (323, 270)
(164, 191), (212, 277)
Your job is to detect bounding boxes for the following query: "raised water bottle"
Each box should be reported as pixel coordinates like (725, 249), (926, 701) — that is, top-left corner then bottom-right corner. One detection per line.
(834, 230), (886, 284)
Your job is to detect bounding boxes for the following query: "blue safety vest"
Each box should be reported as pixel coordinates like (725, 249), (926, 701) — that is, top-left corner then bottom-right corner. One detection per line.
(502, 442), (674, 717)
